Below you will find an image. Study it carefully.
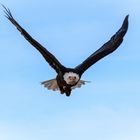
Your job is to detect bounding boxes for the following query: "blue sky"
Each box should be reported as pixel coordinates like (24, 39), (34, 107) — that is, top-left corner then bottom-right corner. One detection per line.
(0, 0), (140, 140)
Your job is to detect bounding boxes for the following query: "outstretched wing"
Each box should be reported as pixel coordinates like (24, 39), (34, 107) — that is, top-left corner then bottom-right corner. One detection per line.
(75, 15), (129, 75)
(3, 5), (66, 73)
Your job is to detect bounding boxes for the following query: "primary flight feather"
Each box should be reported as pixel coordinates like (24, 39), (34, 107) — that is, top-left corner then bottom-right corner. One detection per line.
(3, 5), (129, 96)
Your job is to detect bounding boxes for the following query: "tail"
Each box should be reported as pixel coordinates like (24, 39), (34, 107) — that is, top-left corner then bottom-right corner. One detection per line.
(41, 79), (90, 92)
(41, 79), (59, 91)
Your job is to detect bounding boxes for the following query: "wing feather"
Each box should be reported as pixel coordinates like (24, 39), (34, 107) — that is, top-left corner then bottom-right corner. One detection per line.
(75, 15), (129, 75)
(71, 80), (90, 89)
(3, 5), (66, 73)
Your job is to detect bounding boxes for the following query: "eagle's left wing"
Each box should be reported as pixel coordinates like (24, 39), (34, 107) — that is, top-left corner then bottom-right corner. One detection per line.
(75, 15), (129, 75)
(3, 5), (66, 73)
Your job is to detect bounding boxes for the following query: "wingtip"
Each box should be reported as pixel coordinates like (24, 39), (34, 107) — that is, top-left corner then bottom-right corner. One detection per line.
(125, 14), (129, 19)
(122, 14), (129, 31)
(124, 14), (129, 21)
(1, 4), (8, 11)
(1, 3), (5, 8)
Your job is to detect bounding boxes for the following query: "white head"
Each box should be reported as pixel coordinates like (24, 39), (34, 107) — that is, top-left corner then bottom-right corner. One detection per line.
(63, 72), (79, 85)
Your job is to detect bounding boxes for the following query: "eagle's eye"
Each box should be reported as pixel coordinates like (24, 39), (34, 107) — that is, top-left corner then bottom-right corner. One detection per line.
(68, 76), (72, 79)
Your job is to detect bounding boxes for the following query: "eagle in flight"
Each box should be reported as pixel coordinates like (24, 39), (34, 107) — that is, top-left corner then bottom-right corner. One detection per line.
(3, 5), (129, 96)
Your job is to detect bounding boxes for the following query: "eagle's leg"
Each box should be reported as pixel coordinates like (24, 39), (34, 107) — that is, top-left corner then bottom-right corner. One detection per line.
(65, 87), (72, 96)
(59, 86), (65, 94)
(59, 86), (71, 96)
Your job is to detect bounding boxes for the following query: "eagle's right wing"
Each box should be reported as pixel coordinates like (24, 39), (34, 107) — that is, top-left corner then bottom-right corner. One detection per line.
(3, 5), (66, 73)
(75, 15), (129, 75)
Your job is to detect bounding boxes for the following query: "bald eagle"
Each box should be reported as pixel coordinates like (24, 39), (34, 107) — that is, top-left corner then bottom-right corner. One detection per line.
(3, 5), (129, 96)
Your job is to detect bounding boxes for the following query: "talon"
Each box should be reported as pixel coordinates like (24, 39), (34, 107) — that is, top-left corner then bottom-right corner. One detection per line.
(66, 92), (71, 96)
